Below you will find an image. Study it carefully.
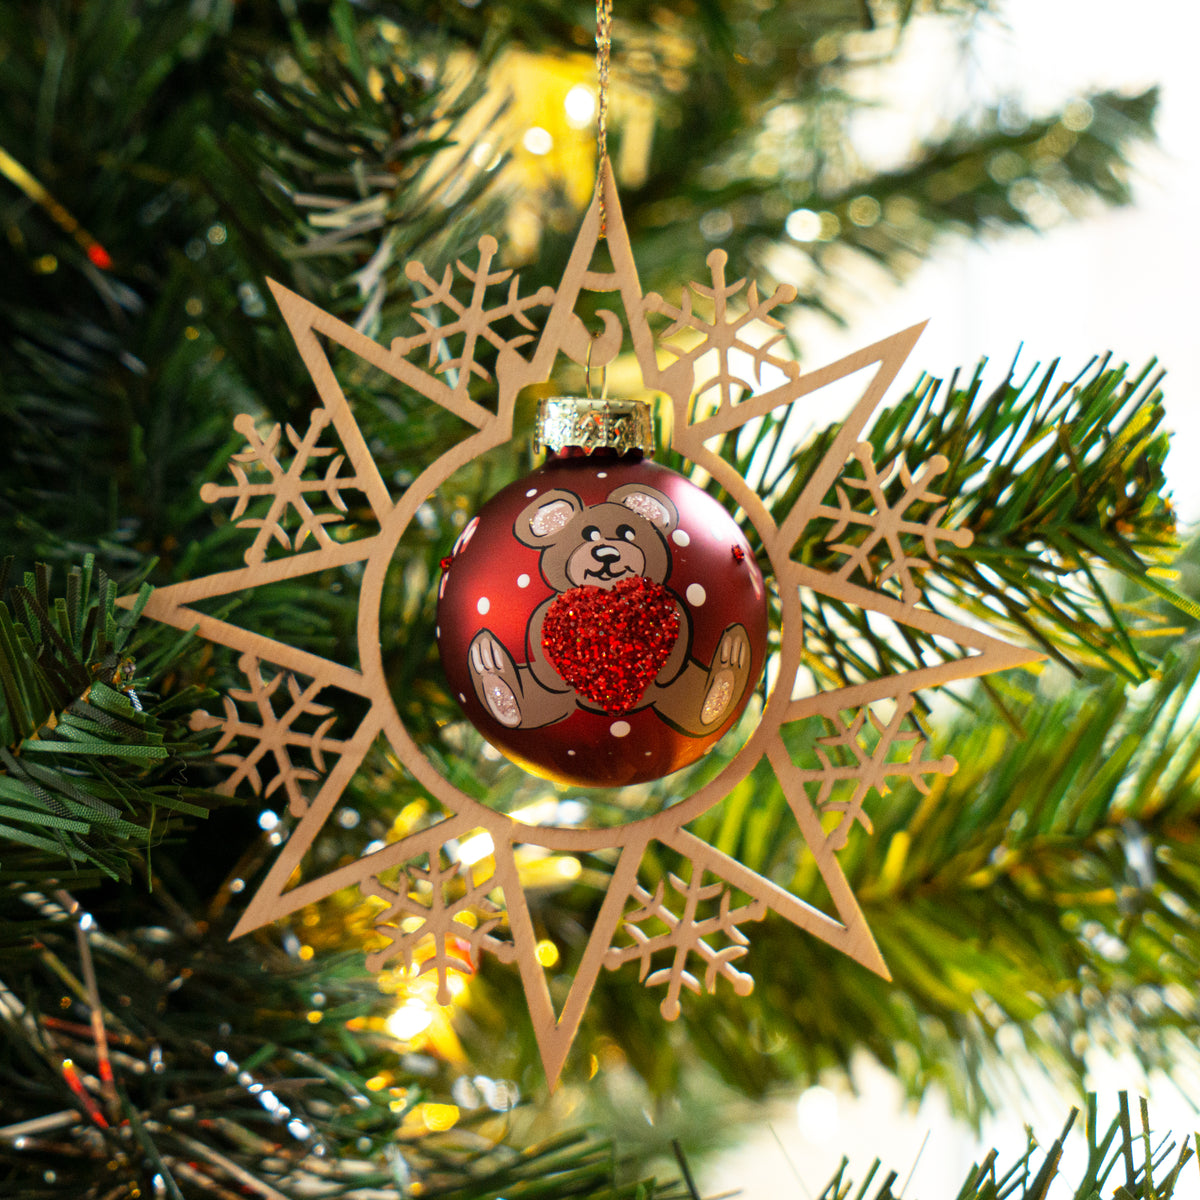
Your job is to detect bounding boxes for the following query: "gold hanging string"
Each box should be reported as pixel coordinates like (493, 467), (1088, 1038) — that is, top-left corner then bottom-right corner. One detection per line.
(595, 0), (612, 238)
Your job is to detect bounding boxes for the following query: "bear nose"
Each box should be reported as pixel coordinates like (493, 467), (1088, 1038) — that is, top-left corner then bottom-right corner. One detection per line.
(592, 544), (621, 563)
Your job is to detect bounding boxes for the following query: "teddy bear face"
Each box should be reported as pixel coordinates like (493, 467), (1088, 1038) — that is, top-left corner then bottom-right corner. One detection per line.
(557, 503), (661, 589)
(514, 485), (679, 593)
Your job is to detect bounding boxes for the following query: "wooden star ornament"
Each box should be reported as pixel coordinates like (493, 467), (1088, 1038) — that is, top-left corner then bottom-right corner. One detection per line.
(122, 162), (1041, 1087)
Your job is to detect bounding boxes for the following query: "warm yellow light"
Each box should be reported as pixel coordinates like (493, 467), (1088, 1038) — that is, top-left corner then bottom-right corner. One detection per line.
(366, 1074), (388, 1091)
(785, 208), (822, 242)
(305, 1010), (323, 1024)
(446, 974), (467, 997)
(385, 999), (434, 1042)
(457, 831), (495, 866)
(420, 1102), (460, 1132)
(522, 126), (553, 156)
(392, 800), (426, 836)
(514, 850), (585, 890)
(535, 939), (560, 967)
(297, 944), (314, 961)
(470, 141), (500, 170)
(847, 195), (881, 228)
(563, 83), (596, 127)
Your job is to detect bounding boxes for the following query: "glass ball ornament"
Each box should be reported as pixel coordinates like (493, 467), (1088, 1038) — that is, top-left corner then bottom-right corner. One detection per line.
(436, 398), (768, 788)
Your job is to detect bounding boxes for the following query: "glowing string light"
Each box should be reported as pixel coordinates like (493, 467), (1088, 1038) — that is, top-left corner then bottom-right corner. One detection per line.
(0, 145), (113, 269)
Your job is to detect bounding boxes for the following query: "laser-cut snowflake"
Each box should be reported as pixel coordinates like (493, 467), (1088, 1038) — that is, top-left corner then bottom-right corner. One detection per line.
(189, 654), (349, 818)
(645, 248), (801, 411)
(799, 695), (955, 851)
(815, 442), (973, 605)
(200, 412), (368, 565)
(391, 234), (556, 404)
(604, 872), (766, 1019)
(363, 853), (513, 1002)
(124, 162), (1041, 1087)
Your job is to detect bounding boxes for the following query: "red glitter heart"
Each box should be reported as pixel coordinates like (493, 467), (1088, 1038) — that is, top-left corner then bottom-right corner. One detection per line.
(541, 578), (680, 716)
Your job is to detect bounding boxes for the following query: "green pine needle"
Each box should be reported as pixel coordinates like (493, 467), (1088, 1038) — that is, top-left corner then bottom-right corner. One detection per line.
(0, 558), (218, 882)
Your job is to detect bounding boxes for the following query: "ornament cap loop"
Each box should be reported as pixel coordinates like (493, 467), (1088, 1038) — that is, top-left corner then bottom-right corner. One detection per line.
(535, 396), (655, 458)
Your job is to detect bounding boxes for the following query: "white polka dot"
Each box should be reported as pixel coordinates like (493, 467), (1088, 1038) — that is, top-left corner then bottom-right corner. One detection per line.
(672, 529), (690, 547)
(517, 573), (530, 588)
(436, 626), (441, 638)
(645, 750), (652, 756)
(459, 692), (466, 702)
(610, 721), (631, 738)
(477, 596), (491, 615)
(526, 488), (538, 497)
(596, 471), (608, 479)
(686, 583), (706, 607)
(567, 749), (576, 756)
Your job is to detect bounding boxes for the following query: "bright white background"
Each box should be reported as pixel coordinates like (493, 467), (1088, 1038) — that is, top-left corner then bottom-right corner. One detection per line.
(799, 0), (1200, 523)
(703, 2), (1200, 1196)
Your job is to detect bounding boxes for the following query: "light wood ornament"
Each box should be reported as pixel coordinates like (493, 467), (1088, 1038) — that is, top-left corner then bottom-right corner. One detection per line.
(120, 161), (1043, 1087)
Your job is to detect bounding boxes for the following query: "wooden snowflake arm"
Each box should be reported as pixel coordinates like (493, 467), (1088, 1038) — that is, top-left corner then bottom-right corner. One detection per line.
(603, 871), (767, 1019)
(362, 851), (515, 1002)
(645, 249), (802, 410)
(813, 443), (975, 605)
(643, 964), (701, 1018)
(386, 235), (554, 405)
(199, 411), (367, 566)
(797, 697), (958, 849)
(699, 944), (755, 998)
(187, 656), (350, 817)
(645, 286), (696, 343)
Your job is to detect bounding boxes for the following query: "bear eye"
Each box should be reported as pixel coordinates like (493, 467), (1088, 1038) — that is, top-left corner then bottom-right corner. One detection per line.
(583, 525), (602, 542)
(617, 524), (637, 542)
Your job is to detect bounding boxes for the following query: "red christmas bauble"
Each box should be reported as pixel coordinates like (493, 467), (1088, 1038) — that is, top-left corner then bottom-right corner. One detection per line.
(436, 431), (768, 788)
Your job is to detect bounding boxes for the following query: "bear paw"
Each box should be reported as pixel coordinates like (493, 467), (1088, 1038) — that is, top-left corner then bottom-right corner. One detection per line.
(469, 631), (523, 727)
(700, 625), (751, 727)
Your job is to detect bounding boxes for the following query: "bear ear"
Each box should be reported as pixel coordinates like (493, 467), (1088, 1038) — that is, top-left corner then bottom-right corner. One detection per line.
(608, 483), (679, 534)
(514, 489), (584, 547)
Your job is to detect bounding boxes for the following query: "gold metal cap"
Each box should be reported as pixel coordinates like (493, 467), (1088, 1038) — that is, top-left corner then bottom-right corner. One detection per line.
(534, 396), (655, 457)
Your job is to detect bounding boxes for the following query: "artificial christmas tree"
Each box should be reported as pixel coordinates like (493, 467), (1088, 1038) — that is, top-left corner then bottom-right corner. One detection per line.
(2, 1), (1197, 1197)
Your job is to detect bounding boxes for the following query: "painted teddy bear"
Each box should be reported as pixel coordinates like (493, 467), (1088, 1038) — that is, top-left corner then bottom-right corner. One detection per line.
(467, 482), (752, 735)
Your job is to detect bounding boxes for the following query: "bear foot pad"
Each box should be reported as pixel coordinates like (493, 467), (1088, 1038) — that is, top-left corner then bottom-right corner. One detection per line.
(700, 627), (750, 727)
(470, 632), (523, 727)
